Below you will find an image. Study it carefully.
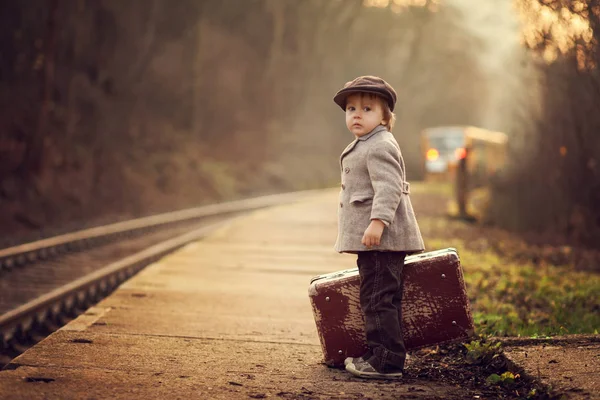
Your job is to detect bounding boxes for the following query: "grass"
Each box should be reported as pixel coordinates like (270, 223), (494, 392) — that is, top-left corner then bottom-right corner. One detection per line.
(412, 181), (600, 337)
(406, 182), (599, 337)
(425, 236), (600, 337)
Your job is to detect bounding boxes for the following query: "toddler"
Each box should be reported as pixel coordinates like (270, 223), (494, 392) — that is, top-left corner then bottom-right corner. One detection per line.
(333, 76), (425, 379)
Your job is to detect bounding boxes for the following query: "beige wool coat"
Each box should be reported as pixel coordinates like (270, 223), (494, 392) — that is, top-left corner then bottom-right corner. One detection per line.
(334, 125), (425, 254)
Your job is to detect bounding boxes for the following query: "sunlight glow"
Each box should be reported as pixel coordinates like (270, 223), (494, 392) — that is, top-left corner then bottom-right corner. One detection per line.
(363, 0), (440, 13)
(364, 0), (389, 8)
(514, 0), (595, 69)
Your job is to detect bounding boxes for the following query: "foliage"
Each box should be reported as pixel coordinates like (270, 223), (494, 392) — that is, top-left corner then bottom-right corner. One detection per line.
(487, 0), (600, 248)
(0, 0), (488, 237)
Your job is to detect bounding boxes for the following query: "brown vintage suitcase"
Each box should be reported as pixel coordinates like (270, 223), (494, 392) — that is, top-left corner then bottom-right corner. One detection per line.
(308, 248), (474, 367)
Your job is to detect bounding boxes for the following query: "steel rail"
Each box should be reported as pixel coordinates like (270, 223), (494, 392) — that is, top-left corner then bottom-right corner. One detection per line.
(0, 219), (228, 345)
(0, 189), (322, 357)
(0, 190), (320, 269)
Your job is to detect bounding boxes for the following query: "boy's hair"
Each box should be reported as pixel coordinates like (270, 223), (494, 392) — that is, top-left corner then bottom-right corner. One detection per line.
(382, 101), (396, 132)
(352, 92), (396, 131)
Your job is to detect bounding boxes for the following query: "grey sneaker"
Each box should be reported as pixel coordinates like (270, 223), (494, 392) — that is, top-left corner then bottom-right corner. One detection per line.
(345, 357), (403, 380)
(344, 356), (363, 367)
(344, 350), (373, 367)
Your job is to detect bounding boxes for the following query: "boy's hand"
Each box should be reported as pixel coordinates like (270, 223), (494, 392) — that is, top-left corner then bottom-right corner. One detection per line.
(362, 219), (385, 248)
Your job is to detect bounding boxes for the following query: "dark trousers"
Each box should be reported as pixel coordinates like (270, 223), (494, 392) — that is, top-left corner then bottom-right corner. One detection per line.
(356, 251), (407, 373)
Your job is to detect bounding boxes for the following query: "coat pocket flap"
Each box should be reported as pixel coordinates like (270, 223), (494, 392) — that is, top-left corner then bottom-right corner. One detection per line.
(402, 182), (411, 194)
(349, 193), (373, 203)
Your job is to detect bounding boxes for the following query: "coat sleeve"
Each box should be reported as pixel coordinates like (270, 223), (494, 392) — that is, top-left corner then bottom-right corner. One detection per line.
(366, 140), (404, 226)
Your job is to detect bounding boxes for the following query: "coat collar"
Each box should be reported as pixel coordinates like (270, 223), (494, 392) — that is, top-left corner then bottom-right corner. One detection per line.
(357, 124), (387, 141)
(340, 125), (387, 165)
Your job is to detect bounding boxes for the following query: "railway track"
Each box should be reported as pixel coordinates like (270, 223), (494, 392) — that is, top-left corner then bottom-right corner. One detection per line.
(0, 190), (316, 368)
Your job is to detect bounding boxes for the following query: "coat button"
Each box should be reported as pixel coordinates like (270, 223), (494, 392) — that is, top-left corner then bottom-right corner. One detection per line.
(344, 167), (350, 174)
(340, 202), (343, 208)
(341, 184), (345, 190)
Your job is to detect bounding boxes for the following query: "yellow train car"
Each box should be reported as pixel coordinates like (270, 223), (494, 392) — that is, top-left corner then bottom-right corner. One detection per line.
(421, 126), (507, 182)
(461, 126), (508, 188)
(421, 126), (508, 218)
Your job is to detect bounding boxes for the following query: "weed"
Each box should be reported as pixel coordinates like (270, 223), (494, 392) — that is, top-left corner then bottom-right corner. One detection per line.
(486, 371), (518, 385)
(464, 339), (502, 365)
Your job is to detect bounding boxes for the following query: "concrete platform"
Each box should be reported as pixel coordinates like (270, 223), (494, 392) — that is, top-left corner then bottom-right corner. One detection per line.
(0, 191), (466, 399)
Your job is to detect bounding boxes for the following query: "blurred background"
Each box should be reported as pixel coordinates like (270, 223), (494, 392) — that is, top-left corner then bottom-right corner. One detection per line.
(0, 0), (599, 251)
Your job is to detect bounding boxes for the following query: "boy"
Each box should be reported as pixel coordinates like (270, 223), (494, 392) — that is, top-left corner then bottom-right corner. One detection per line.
(333, 76), (425, 379)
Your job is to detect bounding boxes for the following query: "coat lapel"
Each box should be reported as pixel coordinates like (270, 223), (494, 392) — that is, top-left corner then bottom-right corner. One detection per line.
(339, 139), (358, 167)
(339, 125), (387, 167)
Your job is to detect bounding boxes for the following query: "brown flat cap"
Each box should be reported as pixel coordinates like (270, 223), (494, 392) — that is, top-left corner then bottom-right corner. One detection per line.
(333, 75), (397, 112)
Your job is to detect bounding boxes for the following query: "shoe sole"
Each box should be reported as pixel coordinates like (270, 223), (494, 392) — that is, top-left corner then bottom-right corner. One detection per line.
(345, 354), (410, 368)
(345, 362), (403, 380)
(344, 357), (357, 367)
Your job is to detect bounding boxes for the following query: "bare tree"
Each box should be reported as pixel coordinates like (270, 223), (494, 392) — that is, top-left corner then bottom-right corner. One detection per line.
(487, 0), (600, 247)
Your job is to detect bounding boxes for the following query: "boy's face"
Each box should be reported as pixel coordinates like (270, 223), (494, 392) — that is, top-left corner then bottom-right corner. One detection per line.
(345, 93), (387, 138)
